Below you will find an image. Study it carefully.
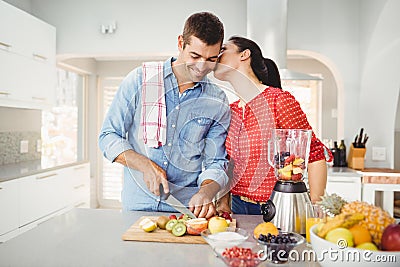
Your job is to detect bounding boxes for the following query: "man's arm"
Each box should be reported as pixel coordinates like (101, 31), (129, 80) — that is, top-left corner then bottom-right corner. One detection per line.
(189, 94), (231, 218)
(114, 150), (169, 196)
(98, 68), (168, 196)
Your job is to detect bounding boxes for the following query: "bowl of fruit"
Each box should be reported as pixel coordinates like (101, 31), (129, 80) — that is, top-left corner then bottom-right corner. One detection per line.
(201, 227), (249, 253)
(252, 221), (305, 263)
(215, 242), (263, 267)
(310, 194), (400, 267)
(255, 231), (305, 264)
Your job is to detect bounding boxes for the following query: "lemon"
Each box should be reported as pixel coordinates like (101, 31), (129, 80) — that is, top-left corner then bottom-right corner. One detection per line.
(139, 218), (152, 228)
(356, 242), (378, 251)
(142, 221), (157, 232)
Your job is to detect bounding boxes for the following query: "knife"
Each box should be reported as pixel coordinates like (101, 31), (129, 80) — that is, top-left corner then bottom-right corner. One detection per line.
(357, 128), (364, 146)
(160, 184), (196, 218)
(164, 193), (197, 219)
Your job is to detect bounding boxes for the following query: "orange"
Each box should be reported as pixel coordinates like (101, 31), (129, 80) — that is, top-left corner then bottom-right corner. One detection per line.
(253, 222), (279, 238)
(349, 224), (372, 246)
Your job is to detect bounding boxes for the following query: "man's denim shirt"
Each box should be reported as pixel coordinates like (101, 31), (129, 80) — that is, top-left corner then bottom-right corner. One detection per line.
(99, 58), (231, 211)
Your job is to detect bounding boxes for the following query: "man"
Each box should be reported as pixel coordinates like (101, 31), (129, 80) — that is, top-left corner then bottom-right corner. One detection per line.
(99, 12), (231, 218)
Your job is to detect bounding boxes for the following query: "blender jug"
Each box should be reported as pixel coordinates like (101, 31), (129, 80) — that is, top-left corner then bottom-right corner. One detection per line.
(262, 129), (312, 235)
(268, 129), (312, 181)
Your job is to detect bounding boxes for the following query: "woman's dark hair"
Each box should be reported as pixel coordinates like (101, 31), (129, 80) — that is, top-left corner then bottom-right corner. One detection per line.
(182, 12), (224, 48)
(228, 36), (282, 89)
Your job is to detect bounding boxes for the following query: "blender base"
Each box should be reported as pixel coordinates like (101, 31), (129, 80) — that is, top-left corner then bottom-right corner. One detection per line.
(263, 181), (312, 235)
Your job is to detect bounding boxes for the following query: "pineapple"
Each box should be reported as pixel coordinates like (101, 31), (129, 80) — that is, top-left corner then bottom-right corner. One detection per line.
(341, 201), (395, 246)
(317, 193), (395, 246)
(317, 193), (348, 217)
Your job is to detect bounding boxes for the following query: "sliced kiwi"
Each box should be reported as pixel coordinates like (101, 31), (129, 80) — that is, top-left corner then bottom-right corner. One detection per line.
(165, 219), (178, 232)
(156, 216), (169, 230)
(172, 222), (187, 237)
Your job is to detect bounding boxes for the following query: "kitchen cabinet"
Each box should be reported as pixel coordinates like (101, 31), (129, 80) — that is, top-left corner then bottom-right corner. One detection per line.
(65, 163), (91, 208)
(0, 179), (19, 237)
(0, 1), (56, 109)
(326, 175), (362, 202)
(19, 170), (66, 226)
(0, 162), (90, 242)
(326, 168), (362, 202)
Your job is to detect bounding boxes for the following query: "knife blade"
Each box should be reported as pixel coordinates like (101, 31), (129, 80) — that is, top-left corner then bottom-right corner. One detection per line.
(164, 194), (197, 219)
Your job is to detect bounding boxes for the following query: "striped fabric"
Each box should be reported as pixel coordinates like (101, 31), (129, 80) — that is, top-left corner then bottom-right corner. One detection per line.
(140, 61), (167, 148)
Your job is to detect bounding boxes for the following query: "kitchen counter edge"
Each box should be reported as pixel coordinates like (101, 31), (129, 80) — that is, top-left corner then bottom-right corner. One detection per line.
(0, 160), (90, 183)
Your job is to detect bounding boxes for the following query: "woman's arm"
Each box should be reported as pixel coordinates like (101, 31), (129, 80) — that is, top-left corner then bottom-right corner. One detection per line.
(307, 159), (327, 203)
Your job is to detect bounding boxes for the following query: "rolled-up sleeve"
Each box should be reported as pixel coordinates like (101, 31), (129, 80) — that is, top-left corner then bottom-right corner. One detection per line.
(98, 69), (140, 162)
(197, 95), (231, 189)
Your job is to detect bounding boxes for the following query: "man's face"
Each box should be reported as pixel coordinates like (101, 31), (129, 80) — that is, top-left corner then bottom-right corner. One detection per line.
(178, 35), (221, 82)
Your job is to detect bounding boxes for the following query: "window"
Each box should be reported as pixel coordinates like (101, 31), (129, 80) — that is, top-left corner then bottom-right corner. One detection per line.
(41, 68), (86, 168)
(99, 77), (124, 208)
(282, 78), (322, 136)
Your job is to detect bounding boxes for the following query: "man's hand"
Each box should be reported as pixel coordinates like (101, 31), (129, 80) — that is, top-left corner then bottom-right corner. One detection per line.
(141, 159), (168, 196)
(188, 179), (220, 219)
(188, 191), (216, 219)
(114, 150), (169, 196)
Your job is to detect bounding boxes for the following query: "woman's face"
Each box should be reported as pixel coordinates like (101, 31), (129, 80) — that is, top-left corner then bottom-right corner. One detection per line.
(213, 41), (242, 81)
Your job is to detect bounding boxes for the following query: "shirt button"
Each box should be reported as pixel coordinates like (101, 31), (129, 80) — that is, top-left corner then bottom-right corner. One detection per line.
(172, 124), (176, 128)
(163, 161), (168, 165)
(175, 106), (179, 110)
(167, 143), (172, 147)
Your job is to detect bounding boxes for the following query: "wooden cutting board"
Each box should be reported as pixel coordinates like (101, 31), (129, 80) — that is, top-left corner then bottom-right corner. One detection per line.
(122, 216), (236, 244)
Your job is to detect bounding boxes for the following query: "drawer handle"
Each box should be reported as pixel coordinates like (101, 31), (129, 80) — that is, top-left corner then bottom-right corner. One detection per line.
(32, 96), (46, 101)
(0, 91), (10, 96)
(36, 173), (57, 179)
(33, 53), (47, 61)
(74, 184), (85, 190)
(0, 41), (12, 48)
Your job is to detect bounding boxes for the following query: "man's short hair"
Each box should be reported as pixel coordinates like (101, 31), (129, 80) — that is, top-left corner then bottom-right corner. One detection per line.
(182, 12), (224, 48)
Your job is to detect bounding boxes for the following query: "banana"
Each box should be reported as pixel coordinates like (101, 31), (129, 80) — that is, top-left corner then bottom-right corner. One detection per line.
(316, 213), (364, 238)
(340, 213), (364, 228)
(317, 214), (345, 238)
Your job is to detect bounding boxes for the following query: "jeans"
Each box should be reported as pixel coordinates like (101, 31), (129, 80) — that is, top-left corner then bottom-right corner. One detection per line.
(231, 195), (263, 215)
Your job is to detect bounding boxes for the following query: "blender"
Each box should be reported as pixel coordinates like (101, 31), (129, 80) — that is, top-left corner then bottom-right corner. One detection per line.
(261, 129), (312, 235)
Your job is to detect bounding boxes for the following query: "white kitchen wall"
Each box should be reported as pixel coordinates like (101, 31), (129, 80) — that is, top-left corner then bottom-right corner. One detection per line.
(3, 0), (399, 168)
(29, 0), (247, 59)
(358, 0), (400, 168)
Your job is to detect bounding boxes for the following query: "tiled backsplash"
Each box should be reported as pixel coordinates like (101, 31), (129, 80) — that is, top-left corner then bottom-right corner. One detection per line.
(0, 131), (41, 165)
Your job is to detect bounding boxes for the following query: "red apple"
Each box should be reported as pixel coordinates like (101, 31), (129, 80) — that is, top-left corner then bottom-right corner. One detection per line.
(381, 223), (400, 251)
(185, 218), (208, 235)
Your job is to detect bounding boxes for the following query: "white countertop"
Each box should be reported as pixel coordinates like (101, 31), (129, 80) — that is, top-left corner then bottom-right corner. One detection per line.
(0, 208), (321, 267)
(0, 159), (89, 182)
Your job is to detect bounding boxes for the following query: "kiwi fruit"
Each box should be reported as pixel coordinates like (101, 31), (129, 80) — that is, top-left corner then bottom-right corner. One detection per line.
(165, 219), (178, 232)
(156, 216), (169, 230)
(172, 222), (186, 237)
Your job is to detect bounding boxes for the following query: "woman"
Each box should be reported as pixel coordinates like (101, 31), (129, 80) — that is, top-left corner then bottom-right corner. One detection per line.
(214, 36), (332, 215)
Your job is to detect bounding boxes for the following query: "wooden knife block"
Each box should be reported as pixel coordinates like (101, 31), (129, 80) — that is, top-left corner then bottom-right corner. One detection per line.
(348, 144), (366, 170)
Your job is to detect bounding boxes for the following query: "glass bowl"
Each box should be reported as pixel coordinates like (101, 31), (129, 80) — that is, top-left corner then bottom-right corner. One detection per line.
(215, 242), (263, 267)
(201, 227), (249, 253)
(254, 231), (305, 264)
